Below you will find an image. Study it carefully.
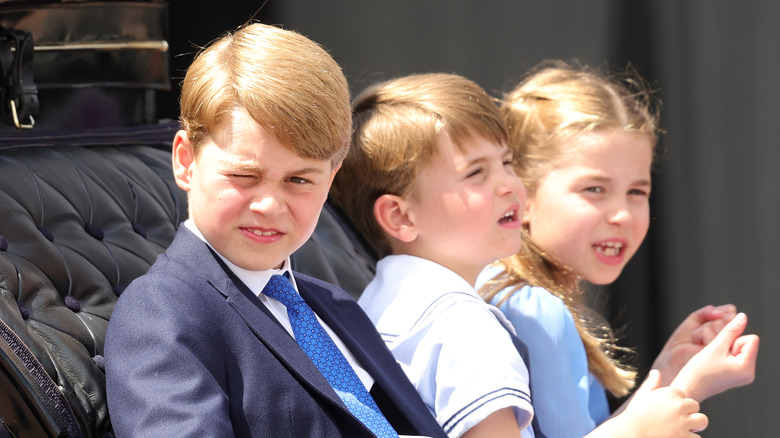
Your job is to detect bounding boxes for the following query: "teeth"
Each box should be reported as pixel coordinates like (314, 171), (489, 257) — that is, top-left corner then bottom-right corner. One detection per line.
(595, 242), (623, 256)
(251, 229), (278, 236)
(498, 211), (516, 223)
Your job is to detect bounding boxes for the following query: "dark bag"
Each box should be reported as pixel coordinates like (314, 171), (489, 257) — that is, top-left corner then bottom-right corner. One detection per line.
(0, 23), (37, 129)
(0, 1), (169, 131)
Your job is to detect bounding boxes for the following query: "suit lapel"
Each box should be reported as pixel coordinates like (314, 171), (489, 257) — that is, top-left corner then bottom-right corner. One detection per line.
(298, 274), (428, 430)
(299, 274), (399, 383)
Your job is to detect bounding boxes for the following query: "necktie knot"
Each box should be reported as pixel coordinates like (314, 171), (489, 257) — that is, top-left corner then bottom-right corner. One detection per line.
(262, 274), (303, 308)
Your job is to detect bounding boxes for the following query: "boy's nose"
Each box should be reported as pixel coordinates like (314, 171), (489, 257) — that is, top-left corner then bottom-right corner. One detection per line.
(250, 194), (285, 217)
(498, 171), (527, 202)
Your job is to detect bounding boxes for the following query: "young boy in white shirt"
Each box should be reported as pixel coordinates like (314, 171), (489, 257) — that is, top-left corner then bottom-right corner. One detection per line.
(331, 73), (536, 437)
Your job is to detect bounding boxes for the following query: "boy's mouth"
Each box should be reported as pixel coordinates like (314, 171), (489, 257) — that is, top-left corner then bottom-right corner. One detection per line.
(245, 228), (281, 237)
(498, 209), (518, 225)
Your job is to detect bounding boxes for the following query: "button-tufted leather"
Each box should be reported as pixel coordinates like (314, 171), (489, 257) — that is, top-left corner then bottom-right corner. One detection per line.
(0, 121), (188, 437)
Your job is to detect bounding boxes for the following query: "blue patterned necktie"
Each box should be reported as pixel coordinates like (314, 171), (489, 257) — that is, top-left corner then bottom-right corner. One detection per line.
(262, 275), (399, 438)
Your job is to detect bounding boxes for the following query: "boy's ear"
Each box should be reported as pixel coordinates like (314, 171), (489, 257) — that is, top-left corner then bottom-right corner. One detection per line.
(172, 130), (195, 192)
(373, 194), (418, 243)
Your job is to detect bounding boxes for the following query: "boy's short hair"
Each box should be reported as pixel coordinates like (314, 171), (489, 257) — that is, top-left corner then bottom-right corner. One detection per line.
(330, 73), (507, 258)
(179, 22), (351, 166)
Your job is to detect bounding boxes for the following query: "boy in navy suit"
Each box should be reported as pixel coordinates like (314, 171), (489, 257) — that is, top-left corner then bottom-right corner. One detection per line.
(105, 22), (446, 438)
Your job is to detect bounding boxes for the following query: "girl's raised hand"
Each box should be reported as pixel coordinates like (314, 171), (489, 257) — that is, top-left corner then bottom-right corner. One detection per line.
(670, 312), (759, 401)
(652, 304), (737, 386)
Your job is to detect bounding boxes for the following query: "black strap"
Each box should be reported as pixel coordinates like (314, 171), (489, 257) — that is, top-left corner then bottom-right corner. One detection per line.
(0, 25), (38, 129)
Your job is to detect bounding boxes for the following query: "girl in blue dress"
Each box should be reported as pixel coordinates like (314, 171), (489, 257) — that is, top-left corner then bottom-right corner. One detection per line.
(479, 61), (759, 438)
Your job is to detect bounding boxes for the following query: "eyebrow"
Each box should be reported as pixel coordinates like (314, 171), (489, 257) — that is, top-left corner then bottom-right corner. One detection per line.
(288, 166), (327, 176)
(463, 155), (489, 168)
(580, 173), (652, 187)
(462, 145), (513, 168)
(223, 160), (326, 176)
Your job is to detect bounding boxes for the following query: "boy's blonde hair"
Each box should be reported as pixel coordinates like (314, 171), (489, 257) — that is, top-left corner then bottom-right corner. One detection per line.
(330, 73), (507, 258)
(179, 22), (351, 166)
(481, 60), (660, 397)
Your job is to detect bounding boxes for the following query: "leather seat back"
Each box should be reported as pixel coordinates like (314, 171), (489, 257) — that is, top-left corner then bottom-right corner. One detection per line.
(0, 122), (187, 437)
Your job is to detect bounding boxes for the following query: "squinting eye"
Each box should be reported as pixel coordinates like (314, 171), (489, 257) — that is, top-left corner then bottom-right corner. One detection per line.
(467, 168), (485, 178)
(629, 188), (649, 196)
(585, 186), (603, 193)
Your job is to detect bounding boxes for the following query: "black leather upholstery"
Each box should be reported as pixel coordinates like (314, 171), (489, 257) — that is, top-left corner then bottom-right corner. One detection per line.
(291, 201), (377, 299)
(0, 121), (187, 437)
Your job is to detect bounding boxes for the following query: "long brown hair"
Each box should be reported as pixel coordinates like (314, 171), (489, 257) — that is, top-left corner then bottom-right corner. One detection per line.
(481, 60), (660, 397)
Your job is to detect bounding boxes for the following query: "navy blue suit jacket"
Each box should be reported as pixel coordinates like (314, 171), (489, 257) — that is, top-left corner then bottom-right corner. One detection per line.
(105, 226), (447, 438)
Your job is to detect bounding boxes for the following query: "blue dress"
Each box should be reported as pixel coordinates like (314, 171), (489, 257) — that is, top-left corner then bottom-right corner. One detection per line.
(478, 267), (610, 438)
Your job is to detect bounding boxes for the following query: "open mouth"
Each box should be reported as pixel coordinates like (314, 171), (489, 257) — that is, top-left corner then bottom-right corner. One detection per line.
(594, 241), (624, 257)
(498, 210), (517, 225)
